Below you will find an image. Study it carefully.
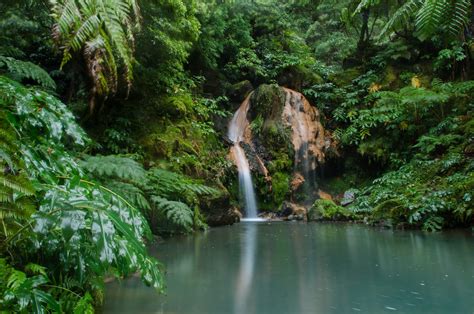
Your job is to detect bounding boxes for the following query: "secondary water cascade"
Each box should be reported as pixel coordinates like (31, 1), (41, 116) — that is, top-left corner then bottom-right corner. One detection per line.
(282, 88), (325, 195)
(228, 94), (259, 218)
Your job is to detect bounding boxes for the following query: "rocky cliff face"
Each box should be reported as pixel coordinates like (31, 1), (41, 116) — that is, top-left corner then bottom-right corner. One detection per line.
(228, 84), (332, 212)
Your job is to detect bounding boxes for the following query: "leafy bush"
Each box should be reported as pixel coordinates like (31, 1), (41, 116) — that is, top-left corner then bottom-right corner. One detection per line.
(349, 112), (473, 231)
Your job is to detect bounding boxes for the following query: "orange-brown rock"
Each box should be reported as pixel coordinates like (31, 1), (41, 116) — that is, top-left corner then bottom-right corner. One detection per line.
(318, 190), (333, 201)
(291, 172), (305, 192)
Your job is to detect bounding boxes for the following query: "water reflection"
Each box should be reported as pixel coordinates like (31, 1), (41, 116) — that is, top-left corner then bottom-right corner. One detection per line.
(103, 223), (474, 314)
(234, 223), (257, 313)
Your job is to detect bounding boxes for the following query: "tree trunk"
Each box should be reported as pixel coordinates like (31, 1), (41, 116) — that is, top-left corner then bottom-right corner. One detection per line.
(358, 8), (370, 50)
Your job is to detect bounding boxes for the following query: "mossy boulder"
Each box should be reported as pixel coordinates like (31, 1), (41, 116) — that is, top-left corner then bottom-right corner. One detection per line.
(249, 84), (286, 122)
(308, 199), (353, 221)
(249, 84), (294, 159)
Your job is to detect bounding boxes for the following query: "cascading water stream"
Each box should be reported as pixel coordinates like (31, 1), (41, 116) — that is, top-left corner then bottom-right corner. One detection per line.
(283, 88), (325, 202)
(228, 94), (259, 218)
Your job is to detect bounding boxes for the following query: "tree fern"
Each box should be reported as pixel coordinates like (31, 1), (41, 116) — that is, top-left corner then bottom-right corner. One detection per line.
(105, 180), (151, 211)
(81, 157), (218, 232)
(0, 56), (56, 90)
(379, 0), (423, 38)
(354, 0), (382, 14)
(143, 169), (219, 233)
(50, 0), (141, 112)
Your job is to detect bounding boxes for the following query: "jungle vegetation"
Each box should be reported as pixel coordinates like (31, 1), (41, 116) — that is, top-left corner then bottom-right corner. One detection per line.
(0, 0), (473, 311)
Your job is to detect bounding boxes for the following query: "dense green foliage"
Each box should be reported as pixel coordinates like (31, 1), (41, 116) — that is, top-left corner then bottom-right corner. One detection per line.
(1, 0), (473, 312)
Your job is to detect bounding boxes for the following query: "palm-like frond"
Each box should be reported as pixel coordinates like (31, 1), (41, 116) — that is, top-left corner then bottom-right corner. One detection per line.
(354, 0), (382, 14)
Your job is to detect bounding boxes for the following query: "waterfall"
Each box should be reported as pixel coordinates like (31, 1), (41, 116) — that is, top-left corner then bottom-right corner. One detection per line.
(228, 94), (259, 218)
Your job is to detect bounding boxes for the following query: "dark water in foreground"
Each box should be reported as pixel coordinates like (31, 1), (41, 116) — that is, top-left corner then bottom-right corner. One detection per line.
(103, 222), (474, 314)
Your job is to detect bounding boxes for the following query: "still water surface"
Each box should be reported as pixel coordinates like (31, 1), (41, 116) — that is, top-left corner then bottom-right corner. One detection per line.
(104, 222), (474, 313)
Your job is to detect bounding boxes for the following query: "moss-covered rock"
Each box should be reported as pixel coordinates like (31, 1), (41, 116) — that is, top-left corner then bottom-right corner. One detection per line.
(249, 84), (286, 122)
(308, 199), (353, 221)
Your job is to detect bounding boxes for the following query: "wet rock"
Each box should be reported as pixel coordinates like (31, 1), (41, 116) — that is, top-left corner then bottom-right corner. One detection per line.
(227, 83), (334, 212)
(279, 201), (293, 217)
(259, 212), (278, 220)
(278, 201), (307, 220)
(307, 206), (321, 221)
(340, 190), (356, 206)
(241, 142), (271, 183)
(222, 135), (234, 148)
(277, 64), (323, 90)
(291, 172), (305, 193)
(201, 193), (240, 227)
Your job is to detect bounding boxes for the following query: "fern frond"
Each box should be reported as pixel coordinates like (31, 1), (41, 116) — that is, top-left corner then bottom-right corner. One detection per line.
(0, 174), (35, 196)
(0, 56), (56, 89)
(379, 0), (423, 38)
(416, 0), (451, 40)
(147, 168), (220, 200)
(150, 196), (193, 231)
(448, 0), (471, 37)
(80, 155), (147, 182)
(105, 180), (151, 211)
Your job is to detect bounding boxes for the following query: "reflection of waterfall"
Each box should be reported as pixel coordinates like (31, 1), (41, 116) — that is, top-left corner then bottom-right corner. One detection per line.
(228, 94), (259, 218)
(234, 223), (257, 314)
